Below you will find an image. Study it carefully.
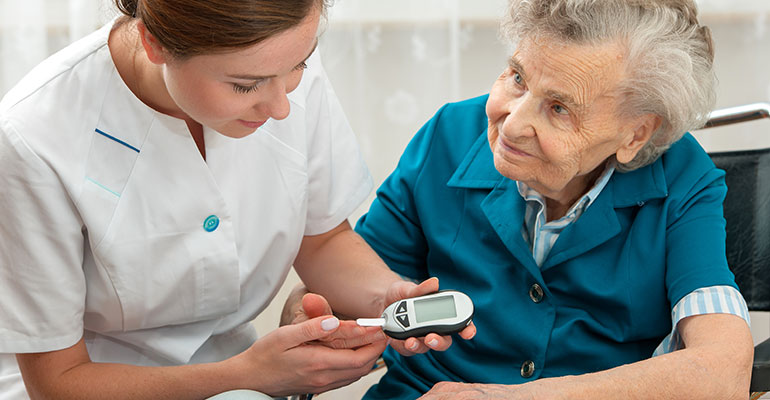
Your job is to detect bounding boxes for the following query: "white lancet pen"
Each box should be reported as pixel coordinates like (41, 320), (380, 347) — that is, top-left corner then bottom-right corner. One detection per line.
(356, 317), (387, 327)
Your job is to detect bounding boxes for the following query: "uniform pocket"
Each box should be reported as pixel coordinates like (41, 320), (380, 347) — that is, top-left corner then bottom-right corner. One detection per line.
(95, 226), (240, 331)
(89, 156), (241, 332)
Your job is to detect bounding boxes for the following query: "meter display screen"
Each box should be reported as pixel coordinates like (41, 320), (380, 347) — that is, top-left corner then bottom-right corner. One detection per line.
(414, 295), (457, 323)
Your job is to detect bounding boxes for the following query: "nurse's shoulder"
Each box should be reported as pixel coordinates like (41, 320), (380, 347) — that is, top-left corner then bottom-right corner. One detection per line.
(0, 23), (116, 182)
(1, 23), (113, 115)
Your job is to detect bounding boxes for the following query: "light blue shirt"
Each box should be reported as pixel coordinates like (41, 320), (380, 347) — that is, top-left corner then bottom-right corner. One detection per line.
(517, 164), (750, 356)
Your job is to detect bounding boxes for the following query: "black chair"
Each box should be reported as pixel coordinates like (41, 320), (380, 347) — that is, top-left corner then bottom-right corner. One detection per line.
(700, 102), (770, 398)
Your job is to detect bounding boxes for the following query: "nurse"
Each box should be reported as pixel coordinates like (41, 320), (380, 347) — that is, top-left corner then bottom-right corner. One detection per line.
(0, 0), (473, 398)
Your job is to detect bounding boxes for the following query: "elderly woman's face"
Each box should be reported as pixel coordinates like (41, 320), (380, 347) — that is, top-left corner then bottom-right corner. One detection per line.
(486, 38), (647, 200)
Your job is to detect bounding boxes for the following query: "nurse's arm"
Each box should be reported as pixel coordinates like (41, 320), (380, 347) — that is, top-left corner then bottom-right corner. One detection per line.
(294, 219), (402, 318)
(17, 338), (240, 399)
(15, 315), (385, 399)
(419, 313), (752, 400)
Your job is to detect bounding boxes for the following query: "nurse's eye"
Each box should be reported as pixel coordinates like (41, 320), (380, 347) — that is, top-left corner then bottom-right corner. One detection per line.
(232, 80), (265, 94)
(293, 61), (308, 71)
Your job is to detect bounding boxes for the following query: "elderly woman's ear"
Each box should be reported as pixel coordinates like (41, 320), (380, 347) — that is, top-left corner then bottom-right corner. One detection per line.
(615, 113), (663, 164)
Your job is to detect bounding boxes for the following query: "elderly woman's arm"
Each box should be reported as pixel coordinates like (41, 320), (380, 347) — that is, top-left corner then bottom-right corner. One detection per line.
(420, 313), (753, 400)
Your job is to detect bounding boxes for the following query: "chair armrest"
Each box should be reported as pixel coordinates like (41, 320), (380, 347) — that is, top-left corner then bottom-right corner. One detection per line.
(752, 337), (770, 392)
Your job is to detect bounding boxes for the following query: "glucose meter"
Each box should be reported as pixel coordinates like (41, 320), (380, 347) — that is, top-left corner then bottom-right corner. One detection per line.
(356, 290), (474, 340)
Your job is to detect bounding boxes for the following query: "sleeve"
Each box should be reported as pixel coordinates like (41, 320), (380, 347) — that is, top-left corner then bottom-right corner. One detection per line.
(664, 144), (738, 307)
(301, 51), (373, 235)
(0, 118), (86, 353)
(652, 285), (749, 356)
(354, 106), (450, 281)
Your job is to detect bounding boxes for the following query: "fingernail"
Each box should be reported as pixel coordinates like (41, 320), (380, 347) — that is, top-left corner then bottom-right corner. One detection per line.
(409, 340), (419, 350)
(321, 317), (339, 331)
(428, 339), (439, 348)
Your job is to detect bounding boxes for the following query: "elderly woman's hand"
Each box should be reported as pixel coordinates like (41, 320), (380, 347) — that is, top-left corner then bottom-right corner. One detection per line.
(385, 278), (477, 356)
(418, 382), (539, 400)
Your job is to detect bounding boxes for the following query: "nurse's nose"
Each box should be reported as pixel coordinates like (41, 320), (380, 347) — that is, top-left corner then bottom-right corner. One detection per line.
(259, 79), (292, 121)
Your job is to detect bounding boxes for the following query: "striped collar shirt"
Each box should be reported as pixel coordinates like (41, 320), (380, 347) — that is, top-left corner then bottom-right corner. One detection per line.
(514, 162), (749, 357)
(517, 163), (615, 267)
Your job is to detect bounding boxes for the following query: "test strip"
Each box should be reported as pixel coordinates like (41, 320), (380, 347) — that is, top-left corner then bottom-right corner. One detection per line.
(356, 318), (386, 327)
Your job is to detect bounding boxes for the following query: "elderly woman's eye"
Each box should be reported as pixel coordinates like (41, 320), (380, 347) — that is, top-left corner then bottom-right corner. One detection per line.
(552, 104), (569, 115)
(513, 72), (523, 84)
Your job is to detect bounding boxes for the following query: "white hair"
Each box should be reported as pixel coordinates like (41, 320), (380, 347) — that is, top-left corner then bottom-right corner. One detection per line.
(501, 0), (716, 171)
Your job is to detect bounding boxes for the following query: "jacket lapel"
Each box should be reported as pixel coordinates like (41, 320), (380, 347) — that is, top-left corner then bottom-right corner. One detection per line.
(447, 131), (541, 277)
(481, 179), (542, 277)
(446, 128), (669, 275)
(542, 159), (668, 271)
(541, 184), (620, 271)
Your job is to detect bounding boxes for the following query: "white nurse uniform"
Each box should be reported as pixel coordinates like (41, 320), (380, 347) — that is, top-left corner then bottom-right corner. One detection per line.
(0, 19), (371, 398)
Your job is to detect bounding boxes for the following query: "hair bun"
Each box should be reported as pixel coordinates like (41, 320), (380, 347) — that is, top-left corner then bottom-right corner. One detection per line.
(115, 0), (139, 18)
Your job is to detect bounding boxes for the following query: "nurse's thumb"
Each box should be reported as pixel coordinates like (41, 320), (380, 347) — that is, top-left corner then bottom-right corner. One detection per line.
(285, 316), (340, 347)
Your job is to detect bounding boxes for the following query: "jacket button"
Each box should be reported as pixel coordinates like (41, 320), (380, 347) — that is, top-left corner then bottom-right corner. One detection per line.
(529, 283), (544, 303)
(521, 360), (535, 378)
(203, 215), (220, 232)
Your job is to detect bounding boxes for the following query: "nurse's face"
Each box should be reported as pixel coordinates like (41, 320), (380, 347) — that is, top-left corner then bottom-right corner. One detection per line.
(159, 6), (321, 138)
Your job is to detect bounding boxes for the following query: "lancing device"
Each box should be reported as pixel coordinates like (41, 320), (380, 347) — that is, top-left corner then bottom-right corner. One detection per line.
(356, 290), (474, 340)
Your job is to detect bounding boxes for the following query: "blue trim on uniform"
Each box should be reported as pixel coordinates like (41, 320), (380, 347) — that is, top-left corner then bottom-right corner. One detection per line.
(95, 128), (140, 153)
(85, 177), (120, 197)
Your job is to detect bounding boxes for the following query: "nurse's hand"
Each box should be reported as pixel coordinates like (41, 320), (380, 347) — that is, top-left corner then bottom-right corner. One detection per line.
(288, 289), (389, 350)
(385, 278), (477, 356)
(231, 315), (388, 396)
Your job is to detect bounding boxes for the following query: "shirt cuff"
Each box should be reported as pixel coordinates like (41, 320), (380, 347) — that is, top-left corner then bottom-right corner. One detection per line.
(652, 285), (750, 356)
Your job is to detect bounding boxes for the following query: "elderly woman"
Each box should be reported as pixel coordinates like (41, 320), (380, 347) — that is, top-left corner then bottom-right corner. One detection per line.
(354, 0), (754, 398)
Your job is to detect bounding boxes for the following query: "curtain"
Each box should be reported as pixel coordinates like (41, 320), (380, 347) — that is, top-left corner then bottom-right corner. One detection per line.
(2, 0), (769, 163)
(0, 0), (115, 93)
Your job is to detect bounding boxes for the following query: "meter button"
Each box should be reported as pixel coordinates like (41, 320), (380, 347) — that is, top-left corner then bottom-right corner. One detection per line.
(529, 283), (544, 303)
(396, 301), (408, 314)
(396, 314), (410, 328)
(521, 360), (535, 378)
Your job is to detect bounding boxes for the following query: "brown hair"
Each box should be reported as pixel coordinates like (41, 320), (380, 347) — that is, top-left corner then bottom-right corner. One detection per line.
(114, 0), (329, 59)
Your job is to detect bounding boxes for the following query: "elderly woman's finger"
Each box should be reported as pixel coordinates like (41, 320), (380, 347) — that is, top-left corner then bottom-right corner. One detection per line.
(390, 336), (431, 356)
(300, 292), (333, 319)
(422, 333), (452, 351)
(427, 381), (466, 393)
(384, 277), (439, 307)
(459, 322), (476, 340)
(409, 277), (440, 297)
(405, 337), (431, 353)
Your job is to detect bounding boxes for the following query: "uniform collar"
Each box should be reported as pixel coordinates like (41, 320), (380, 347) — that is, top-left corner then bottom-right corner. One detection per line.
(446, 128), (668, 207)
